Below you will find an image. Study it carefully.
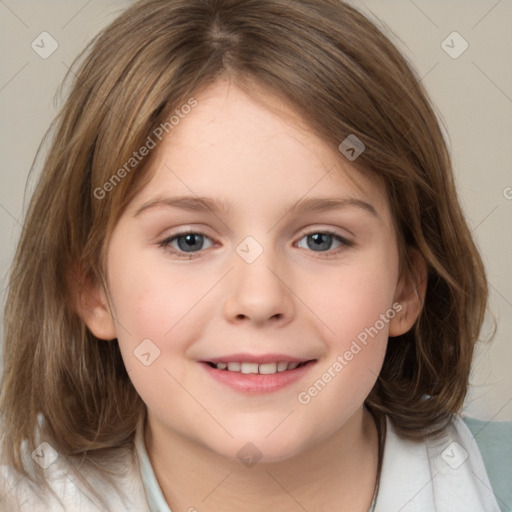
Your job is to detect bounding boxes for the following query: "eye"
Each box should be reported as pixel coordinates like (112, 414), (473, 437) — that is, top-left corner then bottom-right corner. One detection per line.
(296, 230), (353, 255)
(158, 229), (353, 259)
(158, 231), (215, 258)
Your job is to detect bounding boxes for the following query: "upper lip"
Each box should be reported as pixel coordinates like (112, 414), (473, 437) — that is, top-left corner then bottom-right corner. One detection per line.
(201, 353), (316, 364)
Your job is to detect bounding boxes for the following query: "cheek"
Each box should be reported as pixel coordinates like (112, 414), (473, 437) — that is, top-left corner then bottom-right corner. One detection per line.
(105, 251), (202, 411)
(301, 247), (399, 411)
(105, 242), (224, 397)
(294, 260), (397, 434)
(314, 254), (398, 345)
(107, 244), (207, 339)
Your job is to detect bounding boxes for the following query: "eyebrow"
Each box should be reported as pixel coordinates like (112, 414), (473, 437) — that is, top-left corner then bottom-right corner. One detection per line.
(133, 195), (378, 218)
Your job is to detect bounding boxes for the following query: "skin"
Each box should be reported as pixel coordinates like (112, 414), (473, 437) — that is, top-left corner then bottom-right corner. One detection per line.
(80, 79), (426, 511)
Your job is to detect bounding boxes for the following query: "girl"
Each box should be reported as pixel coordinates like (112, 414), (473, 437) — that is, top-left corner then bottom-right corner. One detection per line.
(0, 0), (504, 510)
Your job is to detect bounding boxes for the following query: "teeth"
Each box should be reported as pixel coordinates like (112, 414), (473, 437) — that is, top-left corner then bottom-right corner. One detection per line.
(277, 362), (289, 372)
(214, 361), (307, 374)
(240, 362), (259, 374)
(259, 362), (277, 375)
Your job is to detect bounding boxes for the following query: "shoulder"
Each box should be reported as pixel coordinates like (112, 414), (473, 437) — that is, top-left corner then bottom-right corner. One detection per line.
(375, 414), (503, 512)
(0, 439), (150, 511)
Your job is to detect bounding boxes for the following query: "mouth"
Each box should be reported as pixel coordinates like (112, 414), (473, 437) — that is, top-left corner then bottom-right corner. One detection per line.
(203, 360), (313, 374)
(199, 354), (317, 394)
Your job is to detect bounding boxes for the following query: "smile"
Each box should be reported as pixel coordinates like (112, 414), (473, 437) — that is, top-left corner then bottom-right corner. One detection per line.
(199, 354), (317, 394)
(206, 361), (310, 374)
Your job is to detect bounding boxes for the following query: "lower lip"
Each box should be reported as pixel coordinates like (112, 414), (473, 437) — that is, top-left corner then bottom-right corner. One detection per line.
(200, 361), (316, 394)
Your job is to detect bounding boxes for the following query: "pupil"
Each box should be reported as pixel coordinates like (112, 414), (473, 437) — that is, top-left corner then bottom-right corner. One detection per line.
(309, 233), (331, 251)
(178, 234), (203, 252)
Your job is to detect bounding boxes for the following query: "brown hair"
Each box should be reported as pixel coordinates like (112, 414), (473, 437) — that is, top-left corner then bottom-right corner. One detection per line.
(1, 0), (488, 485)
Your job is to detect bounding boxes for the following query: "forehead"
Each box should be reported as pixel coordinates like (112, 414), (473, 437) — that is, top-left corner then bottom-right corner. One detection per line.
(127, 80), (392, 224)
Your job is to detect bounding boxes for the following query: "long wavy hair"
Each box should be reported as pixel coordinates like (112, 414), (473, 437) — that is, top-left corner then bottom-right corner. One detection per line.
(1, 0), (488, 488)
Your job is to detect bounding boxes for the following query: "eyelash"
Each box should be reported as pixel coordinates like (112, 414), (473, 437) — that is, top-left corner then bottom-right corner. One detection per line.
(157, 229), (354, 260)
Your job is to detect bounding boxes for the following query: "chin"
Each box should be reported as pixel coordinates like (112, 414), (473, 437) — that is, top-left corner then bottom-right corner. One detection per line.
(207, 427), (317, 466)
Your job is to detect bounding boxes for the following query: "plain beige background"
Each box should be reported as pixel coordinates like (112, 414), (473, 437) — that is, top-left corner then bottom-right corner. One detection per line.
(0, 0), (511, 421)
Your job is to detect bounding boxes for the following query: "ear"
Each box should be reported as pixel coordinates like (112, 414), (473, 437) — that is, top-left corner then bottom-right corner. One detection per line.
(389, 249), (428, 337)
(70, 263), (117, 341)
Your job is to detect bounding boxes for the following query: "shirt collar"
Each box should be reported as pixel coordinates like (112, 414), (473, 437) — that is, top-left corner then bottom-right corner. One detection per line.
(134, 411), (172, 512)
(134, 410), (499, 512)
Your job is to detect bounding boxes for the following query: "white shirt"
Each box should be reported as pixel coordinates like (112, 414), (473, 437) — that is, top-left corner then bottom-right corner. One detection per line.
(0, 414), (502, 511)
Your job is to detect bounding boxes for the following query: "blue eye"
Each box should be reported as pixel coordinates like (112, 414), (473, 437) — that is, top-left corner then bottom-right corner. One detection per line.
(159, 232), (214, 258)
(158, 229), (352, 259)
(296, 231), (352, 253)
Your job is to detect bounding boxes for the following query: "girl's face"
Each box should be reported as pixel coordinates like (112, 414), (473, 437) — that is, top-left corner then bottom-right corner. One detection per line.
(97, 80), (409, 462)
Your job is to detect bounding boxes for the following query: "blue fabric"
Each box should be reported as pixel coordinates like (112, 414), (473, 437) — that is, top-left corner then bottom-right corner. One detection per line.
(463, 416), (512, 512)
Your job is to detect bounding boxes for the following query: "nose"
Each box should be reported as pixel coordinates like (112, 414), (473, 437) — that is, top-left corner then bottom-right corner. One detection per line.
(222, 246), (295, 327)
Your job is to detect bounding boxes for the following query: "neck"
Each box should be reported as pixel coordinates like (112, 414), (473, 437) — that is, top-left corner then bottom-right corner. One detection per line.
(145, 406), (380, 512)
